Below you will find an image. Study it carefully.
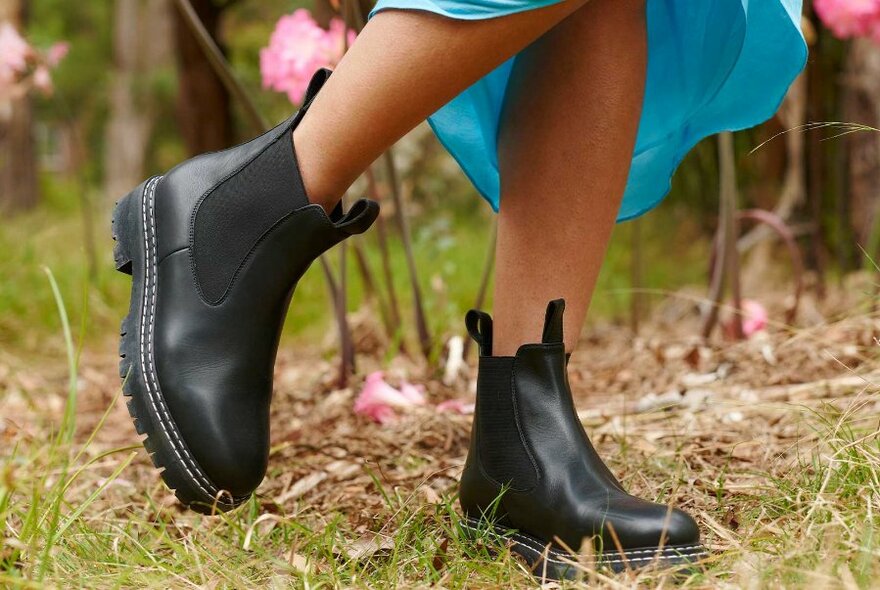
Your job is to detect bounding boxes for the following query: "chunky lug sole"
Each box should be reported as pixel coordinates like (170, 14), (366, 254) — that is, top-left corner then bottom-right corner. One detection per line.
(113, 177), (248, 513)
(461, 516), (708, 580)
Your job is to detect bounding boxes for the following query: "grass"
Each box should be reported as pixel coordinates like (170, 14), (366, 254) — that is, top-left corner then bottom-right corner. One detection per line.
(3, 343), (880, 587)
(3, 265), (880, 587)
(6, 191), (877, 588)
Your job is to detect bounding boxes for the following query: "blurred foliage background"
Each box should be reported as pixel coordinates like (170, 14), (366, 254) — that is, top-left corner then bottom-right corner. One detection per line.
(0, 0), (878, 367)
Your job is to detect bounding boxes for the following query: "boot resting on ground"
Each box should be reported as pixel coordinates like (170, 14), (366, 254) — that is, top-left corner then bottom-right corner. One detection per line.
(459, 299), (707, 578)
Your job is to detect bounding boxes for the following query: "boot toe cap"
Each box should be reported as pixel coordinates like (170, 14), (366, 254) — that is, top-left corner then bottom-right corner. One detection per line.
(160, 381), (270, 499)
(602, 497), (701, 549)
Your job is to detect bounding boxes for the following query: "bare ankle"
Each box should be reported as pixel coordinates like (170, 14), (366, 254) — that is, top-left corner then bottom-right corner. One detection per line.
(291, 128), (342, 214)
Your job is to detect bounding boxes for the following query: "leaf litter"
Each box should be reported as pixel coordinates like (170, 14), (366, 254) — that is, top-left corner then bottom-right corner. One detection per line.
(2, 286), (879, 586)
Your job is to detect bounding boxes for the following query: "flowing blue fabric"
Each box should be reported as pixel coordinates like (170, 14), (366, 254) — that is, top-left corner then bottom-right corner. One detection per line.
(370, 0), (807, 221)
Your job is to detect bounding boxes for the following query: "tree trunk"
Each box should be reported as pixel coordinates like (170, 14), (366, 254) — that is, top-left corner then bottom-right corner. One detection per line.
(104, 0), (173, 202)
(0, 0), (38, 212)
(843, 39), (880, 253)
(173, 0), (233, 155)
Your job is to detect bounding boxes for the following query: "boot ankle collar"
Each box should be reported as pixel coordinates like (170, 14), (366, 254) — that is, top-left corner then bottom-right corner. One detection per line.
(465, 298), (567, 358)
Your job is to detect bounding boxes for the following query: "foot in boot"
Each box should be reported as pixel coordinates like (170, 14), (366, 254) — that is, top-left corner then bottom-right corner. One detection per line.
(112, 69), (379, 513)
(459, 299), (707, 579)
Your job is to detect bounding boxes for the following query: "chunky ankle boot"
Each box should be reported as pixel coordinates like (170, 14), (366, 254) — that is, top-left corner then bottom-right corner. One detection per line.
(112, 69), (378, 513)
(459, 299), (706, 578)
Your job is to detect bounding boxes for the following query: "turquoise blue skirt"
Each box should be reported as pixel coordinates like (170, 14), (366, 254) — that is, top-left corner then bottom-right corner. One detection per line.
(370, 0), (807, 221)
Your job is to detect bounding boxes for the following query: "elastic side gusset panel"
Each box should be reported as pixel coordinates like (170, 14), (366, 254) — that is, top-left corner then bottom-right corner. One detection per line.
(192, 133), (309, 304)
(476, 356), (538, 491)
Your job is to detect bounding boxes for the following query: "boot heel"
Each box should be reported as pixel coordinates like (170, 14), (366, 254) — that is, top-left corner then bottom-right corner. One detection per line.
(111, 182), (147, 275)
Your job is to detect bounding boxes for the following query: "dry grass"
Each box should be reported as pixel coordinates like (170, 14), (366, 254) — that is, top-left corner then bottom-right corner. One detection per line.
(2, 279), (880, 588)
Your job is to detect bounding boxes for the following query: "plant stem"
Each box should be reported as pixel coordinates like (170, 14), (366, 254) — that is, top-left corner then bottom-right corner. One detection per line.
(630, 217), (644, 335)
(702, 132), (743, 339)
(383, 149), (432, 359)
(366, 167), (404, 345)
(463, 220), (496, 360)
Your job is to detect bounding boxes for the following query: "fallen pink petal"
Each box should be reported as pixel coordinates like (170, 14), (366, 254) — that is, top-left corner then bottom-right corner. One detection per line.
(740, 299), (769, 337)
(722, 299), (769, 339)
(436, 399), (475, 415)
(398, 381), (427, 405)
(354, 371), (425, 424)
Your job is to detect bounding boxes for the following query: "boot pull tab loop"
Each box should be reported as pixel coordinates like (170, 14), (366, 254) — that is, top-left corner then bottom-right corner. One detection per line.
(331, 199), (380, 236)
(302, 68), (332, 110)
(291, 69), (332, 129)
(542, 299), (566, 344)
(465, 310), (493, 357)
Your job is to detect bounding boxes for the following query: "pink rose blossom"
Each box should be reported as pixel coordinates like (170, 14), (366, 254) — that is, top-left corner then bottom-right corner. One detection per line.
(260, 9), (355, 105)
(814, 0), (880, 42)
(354, 371), (426, 424)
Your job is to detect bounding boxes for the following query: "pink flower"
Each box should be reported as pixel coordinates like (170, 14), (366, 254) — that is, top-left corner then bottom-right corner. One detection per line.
(436, 399), (475, 415)
(870, 15), (880, 42)
(0, 22), (68, 109)
(740, 299), (768, 337)
(32, 65), (52, 93)
(723, 299), (768, 339)
(814, 0), (880, 40)
(0, 22), (31, 76)
(46, 42), (69, 67)
(354, 371), (426, 424)
(260, 9), (355, 105)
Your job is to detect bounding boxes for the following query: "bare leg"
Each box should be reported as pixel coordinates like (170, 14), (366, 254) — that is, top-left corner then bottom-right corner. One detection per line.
(293, 2), (588, 211)
(492, 0), (647, 355)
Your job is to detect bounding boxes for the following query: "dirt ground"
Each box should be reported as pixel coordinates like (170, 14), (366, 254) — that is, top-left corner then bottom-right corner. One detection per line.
(3, 277), (879, 586)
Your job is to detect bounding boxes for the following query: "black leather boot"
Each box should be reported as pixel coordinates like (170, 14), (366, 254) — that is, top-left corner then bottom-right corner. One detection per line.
(460, 299), (707, 578)
(112, 69), (378, 512)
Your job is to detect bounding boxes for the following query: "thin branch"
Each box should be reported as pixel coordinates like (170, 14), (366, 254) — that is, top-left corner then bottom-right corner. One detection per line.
(384, 149), (432, 359)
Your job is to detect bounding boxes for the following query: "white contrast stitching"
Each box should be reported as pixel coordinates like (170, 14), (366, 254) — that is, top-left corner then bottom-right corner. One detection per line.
(461, 520), (708, 567)
(506, 532), (707, 566)
(139, 177), (218, 498)
(465, 521), (707, 567)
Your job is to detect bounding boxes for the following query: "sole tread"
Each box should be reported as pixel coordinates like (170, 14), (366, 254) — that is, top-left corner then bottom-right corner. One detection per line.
(461, 517), (707, 579)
